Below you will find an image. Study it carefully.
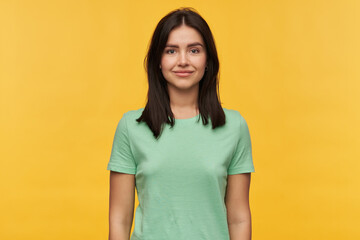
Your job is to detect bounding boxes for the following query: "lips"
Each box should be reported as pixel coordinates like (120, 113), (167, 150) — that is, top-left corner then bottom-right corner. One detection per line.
(173, 71), (194, 77)
(174, 72), (193, 77)
(174, 71), (193, 73)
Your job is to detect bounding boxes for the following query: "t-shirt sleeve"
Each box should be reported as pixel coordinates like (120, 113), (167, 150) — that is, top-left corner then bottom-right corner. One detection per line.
(107, 112), (137, 174)
(227, 113), (255, 175)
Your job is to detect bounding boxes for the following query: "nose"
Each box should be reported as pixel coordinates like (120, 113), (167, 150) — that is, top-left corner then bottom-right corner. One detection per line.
(178, 51), (189, 66)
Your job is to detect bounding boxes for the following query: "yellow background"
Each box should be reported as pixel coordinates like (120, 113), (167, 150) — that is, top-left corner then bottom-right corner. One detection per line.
(1, 0), (359, 239)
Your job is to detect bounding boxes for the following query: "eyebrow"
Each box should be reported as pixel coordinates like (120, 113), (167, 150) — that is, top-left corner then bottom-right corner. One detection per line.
(165, 42), (204, 48)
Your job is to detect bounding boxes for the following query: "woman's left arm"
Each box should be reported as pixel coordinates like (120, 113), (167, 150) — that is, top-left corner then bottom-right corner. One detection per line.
(225, 173), (252, 240)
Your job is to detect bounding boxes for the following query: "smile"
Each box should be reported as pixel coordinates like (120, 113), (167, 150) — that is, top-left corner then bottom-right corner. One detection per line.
(173, 71), (194, 77)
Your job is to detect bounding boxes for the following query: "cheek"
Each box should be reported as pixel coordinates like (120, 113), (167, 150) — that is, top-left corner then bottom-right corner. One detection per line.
(197, 61), (206, 70)
(161, 56), (175, 69)
(196, 57), (207, 69)
(160, 55), (166, 68)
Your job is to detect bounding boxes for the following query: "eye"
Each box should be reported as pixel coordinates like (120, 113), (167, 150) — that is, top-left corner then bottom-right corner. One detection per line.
(191, 49), (200, 54)
(166, 49), (175, 54)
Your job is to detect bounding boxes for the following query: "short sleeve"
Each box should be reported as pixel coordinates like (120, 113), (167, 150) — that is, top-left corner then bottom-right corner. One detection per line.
(107, 113), (137, 174)
(227, 113), (255, 175)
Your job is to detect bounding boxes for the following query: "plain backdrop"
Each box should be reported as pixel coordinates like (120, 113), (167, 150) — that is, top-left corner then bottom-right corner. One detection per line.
(0, 0), (359, 239)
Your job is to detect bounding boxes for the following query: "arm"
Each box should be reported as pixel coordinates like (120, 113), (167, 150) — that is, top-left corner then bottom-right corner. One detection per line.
(225, 173), (252, 240)
(108, 171), (135, 240)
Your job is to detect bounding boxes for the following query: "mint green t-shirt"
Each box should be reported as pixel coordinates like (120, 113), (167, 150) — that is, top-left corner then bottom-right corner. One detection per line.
(107, 107), (255, 240)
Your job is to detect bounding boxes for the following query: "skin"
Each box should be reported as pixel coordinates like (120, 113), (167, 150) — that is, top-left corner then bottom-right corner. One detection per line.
(160, 24), (207, 119)
(225, 173), (252, 240)
(108, 172), (135, 240)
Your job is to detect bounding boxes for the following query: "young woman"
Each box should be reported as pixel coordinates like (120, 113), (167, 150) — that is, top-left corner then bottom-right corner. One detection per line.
(107, 7), (255, 240)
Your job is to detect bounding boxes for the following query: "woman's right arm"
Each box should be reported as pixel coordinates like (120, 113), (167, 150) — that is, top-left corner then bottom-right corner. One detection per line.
(108, 171), (135, 240)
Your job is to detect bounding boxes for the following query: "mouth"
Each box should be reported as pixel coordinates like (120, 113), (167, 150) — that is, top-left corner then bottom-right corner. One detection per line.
(173, 71), (194, 77)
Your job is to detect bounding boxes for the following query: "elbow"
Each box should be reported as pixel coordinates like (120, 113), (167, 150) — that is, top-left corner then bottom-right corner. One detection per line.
(227, 208), (252, 225)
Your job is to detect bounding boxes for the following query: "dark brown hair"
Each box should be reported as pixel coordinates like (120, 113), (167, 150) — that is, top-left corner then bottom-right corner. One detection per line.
(136, 7), (225, 139)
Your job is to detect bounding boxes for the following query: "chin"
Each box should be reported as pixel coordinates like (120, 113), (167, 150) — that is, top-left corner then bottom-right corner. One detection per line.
(171, 82), (199, 90)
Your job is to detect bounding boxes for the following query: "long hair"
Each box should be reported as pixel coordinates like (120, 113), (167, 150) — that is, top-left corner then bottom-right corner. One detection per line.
(136, 7), (225, 139)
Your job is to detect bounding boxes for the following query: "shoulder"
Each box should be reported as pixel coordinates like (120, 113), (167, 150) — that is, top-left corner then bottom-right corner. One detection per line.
(122, 107), (144, 119)
(223, 108), (252, 145)
(121, 107), (146, 130)
(222, 107), (246, 125)
(222, 107), (251, 136)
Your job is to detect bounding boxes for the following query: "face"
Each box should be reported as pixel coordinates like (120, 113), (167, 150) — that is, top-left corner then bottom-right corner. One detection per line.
(160, 25), (207, 91)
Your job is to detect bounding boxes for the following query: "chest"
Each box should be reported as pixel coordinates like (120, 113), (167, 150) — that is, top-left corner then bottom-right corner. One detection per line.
(130, 124), (237, 184)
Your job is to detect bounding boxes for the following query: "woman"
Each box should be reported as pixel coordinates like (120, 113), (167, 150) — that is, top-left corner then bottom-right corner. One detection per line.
(107, 7), (255, 240)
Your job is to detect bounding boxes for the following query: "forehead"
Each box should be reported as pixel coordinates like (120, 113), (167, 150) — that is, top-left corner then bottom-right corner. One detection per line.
(166, 25), (204, 45)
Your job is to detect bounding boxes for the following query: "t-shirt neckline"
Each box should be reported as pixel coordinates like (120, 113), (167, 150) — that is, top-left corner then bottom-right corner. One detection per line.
(174, 113), (201, 125)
